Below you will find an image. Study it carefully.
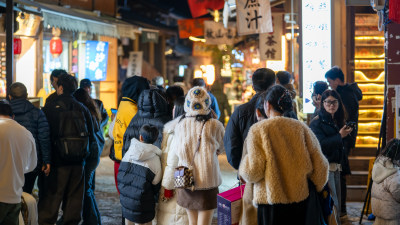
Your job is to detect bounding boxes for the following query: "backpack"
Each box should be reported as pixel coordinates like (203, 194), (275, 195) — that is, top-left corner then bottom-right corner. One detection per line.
(55, 101), (89, 163)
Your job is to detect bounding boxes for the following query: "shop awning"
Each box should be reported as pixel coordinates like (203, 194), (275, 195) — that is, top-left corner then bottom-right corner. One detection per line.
(40, 3), (118, 38)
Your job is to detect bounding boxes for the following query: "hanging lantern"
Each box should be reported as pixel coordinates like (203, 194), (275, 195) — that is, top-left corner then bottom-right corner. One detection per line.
(13, 37), (22, 55)
(50, 27), (63, 57)
(50, 37), (63, 57)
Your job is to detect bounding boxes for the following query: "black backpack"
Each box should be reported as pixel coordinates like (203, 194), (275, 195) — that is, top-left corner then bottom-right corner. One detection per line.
(55, 101), (89, 163)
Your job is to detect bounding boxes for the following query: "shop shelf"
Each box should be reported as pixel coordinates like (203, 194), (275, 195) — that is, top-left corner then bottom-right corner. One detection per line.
(359, 105), (383, 109)
(355, 144), (379, 148)
(355, 57), (385, 59)
(363, 92), (384, 95)
(355, 68), (384, 70)
(358, 118), (382, 122)
(355, 44), (384, 47)
(358, 131), (380, 135)
(355, 80), (384, 83)
(355, 24), (378, 27)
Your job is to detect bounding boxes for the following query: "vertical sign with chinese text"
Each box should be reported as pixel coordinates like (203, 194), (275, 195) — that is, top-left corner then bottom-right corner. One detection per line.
(85, 41), (109, 81)
(204, 21), (239, 45)
(127, 51), (143, 77)
(301, 0), (332, 113)
(260, 13), (283, 61)
(236, 0), (273, 35)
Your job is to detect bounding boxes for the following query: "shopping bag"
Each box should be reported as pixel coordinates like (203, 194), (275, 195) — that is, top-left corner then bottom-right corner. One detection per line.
(217, 184), (245, 225)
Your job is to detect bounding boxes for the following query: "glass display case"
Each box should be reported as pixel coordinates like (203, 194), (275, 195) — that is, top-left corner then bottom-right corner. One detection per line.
(354, 14), (384, 148)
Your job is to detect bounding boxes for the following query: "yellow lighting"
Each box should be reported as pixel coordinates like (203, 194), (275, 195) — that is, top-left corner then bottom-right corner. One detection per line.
(266, 36), (286, 71)
(355, 36), (385, 40)
(165, 49), (173, 55)
(189, 36), (206, 43)
(204, 65), (215, 85)
(214, 10), (220, 22)
(252, 57), (260, 64)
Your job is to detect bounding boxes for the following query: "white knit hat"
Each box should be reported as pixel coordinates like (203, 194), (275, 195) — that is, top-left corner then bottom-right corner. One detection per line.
(184, 87), (211, 116)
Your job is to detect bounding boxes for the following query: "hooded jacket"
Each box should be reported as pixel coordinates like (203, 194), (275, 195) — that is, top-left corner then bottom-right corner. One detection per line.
(371, 157), (400, 223)
(10, 98), (51, 166)
(309, 111), (343, 164)
(112, 76), (150, 161)
(118, 138), (162, 224)
(121, 89), (171, 158)
(336, 83), (363, 148)
(239, 117), (329, 205)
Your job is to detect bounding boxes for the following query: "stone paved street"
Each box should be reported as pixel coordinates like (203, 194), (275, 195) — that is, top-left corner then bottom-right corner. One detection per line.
(95, 155), (374, 225)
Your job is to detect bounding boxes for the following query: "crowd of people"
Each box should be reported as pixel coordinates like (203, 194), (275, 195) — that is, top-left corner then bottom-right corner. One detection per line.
(0, 66), (399, 225)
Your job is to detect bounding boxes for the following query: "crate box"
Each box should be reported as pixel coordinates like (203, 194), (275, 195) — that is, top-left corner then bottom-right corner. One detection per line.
(217, 185), (245, 225)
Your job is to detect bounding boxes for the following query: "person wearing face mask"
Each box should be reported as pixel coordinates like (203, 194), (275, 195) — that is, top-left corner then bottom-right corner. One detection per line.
(238, 85), (329, 225)
(309, 89), (353, 224)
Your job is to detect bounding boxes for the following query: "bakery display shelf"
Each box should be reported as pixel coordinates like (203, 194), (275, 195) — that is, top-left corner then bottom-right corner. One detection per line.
(359, 118), (382, 121)
(358, 132), (380, 135)
(355, 80), (384, 83)
(355, 68), (384, 70)
(355, 44), (384, 47)
(354, 57), (385, 59)
(359, 105), (383, 109)
(355, 144), (378, 148)
(362, 92), (384, 95)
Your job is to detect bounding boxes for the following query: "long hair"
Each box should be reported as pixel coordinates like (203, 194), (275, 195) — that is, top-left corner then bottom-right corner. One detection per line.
(379, 138), (400, 167)
(320, 90), (347, 128)
(73, 88), (101, 122)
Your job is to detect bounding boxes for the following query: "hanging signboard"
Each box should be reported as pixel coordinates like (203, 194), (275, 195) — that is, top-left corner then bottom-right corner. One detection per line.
(85, 41), (109, 81)
(193, 42), (213, 57)
(204, 21), (240, 45)
(141, 31), (159, 44)
(178, 18), (208, 39)
(236, 0), (273, 36)
(127, 51), (143, 77)
(260, 13), (283, 61)
(301, 0), (332, 113)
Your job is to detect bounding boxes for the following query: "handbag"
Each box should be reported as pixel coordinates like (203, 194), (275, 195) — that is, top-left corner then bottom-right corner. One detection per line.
(174, 121), (206, 190)
(305, 180), (327, 225)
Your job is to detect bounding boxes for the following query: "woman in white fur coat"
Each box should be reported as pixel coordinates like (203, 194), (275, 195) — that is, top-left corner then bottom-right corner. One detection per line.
(157, 96), (189, 225)
(371, 138), (400, 225)
(239, 85), (329, 225)
(168, 87), (225, 225)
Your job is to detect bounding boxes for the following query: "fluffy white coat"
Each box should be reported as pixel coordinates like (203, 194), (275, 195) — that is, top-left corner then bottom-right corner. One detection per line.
(169, 117), (225, 190)
(239, 117), (329, 206)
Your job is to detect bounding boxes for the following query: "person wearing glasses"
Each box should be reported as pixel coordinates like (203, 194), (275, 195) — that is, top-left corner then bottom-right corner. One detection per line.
(310, 89), (353, 224)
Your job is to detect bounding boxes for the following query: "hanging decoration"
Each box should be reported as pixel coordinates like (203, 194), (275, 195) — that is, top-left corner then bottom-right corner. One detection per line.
(50, 27), (63, 57)
(187, 0), (224, 18)
(13, 37), (22, 55)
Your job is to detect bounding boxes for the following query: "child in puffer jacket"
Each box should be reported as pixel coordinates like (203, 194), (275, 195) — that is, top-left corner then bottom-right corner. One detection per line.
(371, 138), (400, 225)
(118, 124), (162, 225)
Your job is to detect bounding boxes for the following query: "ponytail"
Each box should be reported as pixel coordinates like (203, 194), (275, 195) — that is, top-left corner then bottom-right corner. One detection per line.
(265, 85), (293, 115)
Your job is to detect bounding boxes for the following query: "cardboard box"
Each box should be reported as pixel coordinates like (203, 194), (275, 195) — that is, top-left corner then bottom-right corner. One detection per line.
(217, 185), (245, 225)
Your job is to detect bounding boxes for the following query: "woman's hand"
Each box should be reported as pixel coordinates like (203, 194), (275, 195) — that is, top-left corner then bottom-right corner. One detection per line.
(339, 125), (353, 138)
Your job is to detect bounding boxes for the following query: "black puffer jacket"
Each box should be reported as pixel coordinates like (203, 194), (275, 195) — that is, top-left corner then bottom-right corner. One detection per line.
(122, 89), (171, 158)
(336, 83), (363, 148)
(224, 93), (259, 169)
(10, 98), (51, 166)
(309, 111), (343, 164)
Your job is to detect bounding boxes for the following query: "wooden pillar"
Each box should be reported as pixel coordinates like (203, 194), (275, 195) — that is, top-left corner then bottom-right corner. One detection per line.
(134, 33), (139, 51)
(386, 23), (400, 141)
(149, 42), (154, 66)
(160, 35), (166, 79)
(99, 36), (118, 109)
(6, 0), (14, 95)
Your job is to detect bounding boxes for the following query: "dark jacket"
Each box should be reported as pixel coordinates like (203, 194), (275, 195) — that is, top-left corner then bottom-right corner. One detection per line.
(44, 92), (58, 107)
(224, 93), (260, 169)
(309, 111), (343, 164)
(118, 138), (162, 224)
(336, 83), (363, 148)
(212, 82), (231, 125)
(10, 98), (51, 166)
(43, 94), (97, 166)
(122, 89), (171, 158)
(93, 99), (108, 156)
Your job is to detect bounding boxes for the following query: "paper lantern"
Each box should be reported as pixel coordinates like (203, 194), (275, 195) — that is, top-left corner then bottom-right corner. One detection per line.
(13, 37), (22, 55)
(50, 37), (63, 57)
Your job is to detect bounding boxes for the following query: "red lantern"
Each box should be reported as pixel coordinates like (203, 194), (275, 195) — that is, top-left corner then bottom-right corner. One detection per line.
(13, 37), (22, 55)
(50, 37), (63, 57)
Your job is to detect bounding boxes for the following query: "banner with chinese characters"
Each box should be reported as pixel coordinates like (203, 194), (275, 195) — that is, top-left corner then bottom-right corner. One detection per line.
(141, 31), (159, 44)
(85, 41), (109, 81)
(260, 13), (283, 61)
(193, 42), (213, 57)
(204, 21), (239, 45)
(236, 0), (272, 35)
(178, 18), (208, 39)
(127, 51), (143, 77)
(188, 0), (225, 18)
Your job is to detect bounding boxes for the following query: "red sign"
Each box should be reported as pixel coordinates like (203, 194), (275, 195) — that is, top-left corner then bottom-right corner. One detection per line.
(178, 18), (208, 39)
(187, 0), (224, 18)
(50, 37), (63, 57)
(13, 37), (22, 55)
(389, 0), (400, 24)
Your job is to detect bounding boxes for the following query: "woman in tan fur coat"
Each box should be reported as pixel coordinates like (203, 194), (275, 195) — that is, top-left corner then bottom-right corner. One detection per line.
(239, 85), (329, 225)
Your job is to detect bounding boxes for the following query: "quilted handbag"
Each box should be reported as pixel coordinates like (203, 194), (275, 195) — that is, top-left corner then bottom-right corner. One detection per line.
(174, 121), (206, 190)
